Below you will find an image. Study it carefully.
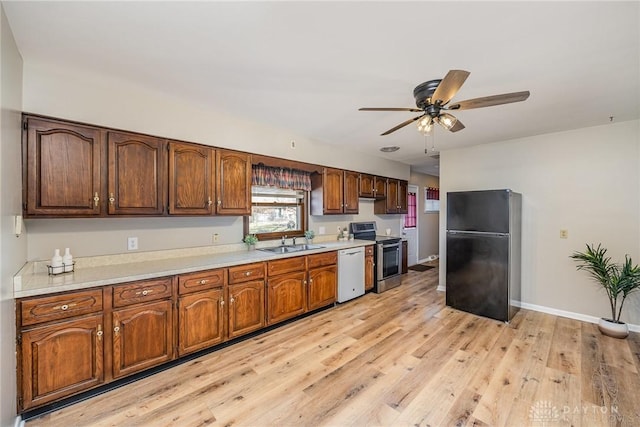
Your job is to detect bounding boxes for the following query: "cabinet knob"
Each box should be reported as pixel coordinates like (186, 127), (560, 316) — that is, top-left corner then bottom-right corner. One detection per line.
(217, 199), (222, 206)
(245, 271), (251, 276)
(309, 278), (313, 284)
(60, 304), (69, 311)
(114, 326), (120, 335)
(109, 193), (115, 205)
(96, 326), (103, 340)
(230, 297), (235, 304)
(207, 197), (213, 207)
(304, 280), (307, 285)
(199, 279), (208, 285)
(93, 192), (100, 207)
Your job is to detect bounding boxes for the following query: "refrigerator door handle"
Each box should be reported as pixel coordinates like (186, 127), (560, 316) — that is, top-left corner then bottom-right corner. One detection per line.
(447, 230), (509, 238)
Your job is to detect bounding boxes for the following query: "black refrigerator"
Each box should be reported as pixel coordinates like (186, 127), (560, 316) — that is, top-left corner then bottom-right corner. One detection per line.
(445, 189), (522, 322)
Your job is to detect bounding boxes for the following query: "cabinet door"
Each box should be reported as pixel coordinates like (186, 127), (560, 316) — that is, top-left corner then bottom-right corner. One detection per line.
(228, 281), (265, 339)
(365, 254), (375, 291)
(343, 171), (360, 214)
(168, 141), (215, 215)
(398, 180), (408, 214)
(19, 314), (104, 410)
(216, 150), (251, 215)
(24, 117), (103, 216)
(374, 176), (387, 198)
(267, 272), (307, 325)
(386, 179), (399, 213)
(112, 300), (173, 378)
(322, 168), (344, 214)
(178, 288), (225, 356)
(359, 174), (375, 198)
(307, 265), (337, 311)
(108, 131), (166, 215)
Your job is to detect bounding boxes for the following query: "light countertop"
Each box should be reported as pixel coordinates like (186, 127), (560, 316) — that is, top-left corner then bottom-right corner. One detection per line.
(14, 239), (374, 299)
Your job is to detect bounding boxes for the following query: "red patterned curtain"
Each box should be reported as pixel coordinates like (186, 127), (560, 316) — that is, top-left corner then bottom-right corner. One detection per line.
(252, 164), (312, 191)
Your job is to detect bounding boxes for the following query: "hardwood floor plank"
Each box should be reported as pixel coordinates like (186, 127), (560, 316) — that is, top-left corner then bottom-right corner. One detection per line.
(546, 316), (582, 375)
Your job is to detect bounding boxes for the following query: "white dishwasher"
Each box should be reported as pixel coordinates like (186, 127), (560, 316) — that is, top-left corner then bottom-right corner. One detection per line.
(337, 246), (365, 303)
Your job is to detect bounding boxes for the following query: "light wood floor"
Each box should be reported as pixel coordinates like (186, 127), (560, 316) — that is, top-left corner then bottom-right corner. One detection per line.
(27, 267), (640, 426)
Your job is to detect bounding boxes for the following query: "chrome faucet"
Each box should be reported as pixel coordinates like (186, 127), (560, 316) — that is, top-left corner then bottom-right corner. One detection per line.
(292, 237), (297, 246)
(281, 235), (287, 246)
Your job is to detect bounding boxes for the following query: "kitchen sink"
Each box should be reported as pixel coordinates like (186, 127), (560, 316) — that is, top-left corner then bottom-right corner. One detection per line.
(259, 244), (324, 254)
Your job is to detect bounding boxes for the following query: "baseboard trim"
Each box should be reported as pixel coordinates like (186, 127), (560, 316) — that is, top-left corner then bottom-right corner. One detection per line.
(515, 301), (640, 332)
(435, 286), (639, 332)
(15, 415), (24, 427)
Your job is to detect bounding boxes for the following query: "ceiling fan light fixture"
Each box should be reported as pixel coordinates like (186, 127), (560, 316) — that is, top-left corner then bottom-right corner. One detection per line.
(436, 113), (457, 130)
(417, 116), (433, 135)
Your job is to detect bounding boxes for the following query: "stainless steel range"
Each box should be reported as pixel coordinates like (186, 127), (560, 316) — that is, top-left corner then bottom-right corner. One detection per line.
(350, 221), (402, 293)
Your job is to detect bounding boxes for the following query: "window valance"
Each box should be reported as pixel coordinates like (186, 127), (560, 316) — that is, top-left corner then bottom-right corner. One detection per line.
(252, 164), (312, 192)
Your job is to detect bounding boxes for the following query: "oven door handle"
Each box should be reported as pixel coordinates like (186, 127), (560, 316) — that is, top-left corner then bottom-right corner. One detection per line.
(379, 242), (401, 249)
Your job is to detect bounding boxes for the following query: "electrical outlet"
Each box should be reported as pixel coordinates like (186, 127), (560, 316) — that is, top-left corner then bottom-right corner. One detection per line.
(127, 237), (138, 251)
(213, 233), (219, 243)
(560, 229), (568, 239)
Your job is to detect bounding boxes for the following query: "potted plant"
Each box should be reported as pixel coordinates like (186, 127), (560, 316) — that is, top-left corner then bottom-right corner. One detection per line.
(243, 234), (258, 250)
(570, 243), (640, 338)
(304, 230), (315, 244)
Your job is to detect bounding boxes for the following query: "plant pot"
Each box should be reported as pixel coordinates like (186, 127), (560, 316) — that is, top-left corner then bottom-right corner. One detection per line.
(598, 318), (629, 339)
(306, 238), (313, 245)
(247, 244), (255, 251)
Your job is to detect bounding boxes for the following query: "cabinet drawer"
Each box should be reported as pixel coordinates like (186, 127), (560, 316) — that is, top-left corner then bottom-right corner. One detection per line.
(307, 251), (337, 269)
(113, 278), (173, 307)
(365, 245), (374, 257)
(20, 289), (103, 327)
(228, 263), (265, 284)
(267, 256), (306, 277)
(178, 269), (225, 295)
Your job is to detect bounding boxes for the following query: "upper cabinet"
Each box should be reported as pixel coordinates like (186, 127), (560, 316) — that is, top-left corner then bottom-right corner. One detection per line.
(310, 168), (359, 215)
(359, 174), (386, 199)
(215, 150), (251, 215)
(168, 141), (216, 215)
(374, 179), (408, 214)
(23, 116), (104, 217)
(107, 132), (166, 215)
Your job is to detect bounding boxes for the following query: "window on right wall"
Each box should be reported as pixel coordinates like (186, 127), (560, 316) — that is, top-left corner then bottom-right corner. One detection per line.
(425, 186), (440, 212)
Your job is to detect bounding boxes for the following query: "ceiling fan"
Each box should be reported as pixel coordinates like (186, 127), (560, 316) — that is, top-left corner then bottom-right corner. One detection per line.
(359, 70), (530, 136)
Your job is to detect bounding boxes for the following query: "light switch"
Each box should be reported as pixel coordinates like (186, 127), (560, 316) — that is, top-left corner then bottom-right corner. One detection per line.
(560, 229), (568, 239)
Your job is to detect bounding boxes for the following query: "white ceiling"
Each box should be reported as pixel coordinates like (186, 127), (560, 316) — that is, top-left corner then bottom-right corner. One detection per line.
(4, 1), (639, 175)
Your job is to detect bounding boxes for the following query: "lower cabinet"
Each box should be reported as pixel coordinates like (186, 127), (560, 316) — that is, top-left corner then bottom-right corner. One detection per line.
(19, 314), (104, 410)
(178, 288), (226, 356)
(365, 245), (375, 291)
(16, 253), (343, 412)
(228, 281), (265, 339)
(267, 271), (307, 325)
(111, 299), (174, 379)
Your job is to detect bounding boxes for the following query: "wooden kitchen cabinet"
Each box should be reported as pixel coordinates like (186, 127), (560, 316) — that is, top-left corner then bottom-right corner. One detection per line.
(215, 149), (251, 215)
(177, 269), (226, 356)
(267, 257), (308, 324)
(23, 116), (104, 217)
(168, 141), (216, 215)
(111, 278), (175, 378)
(364, 245), (375, 291)
(307, 251), (337, 310)
(359, 174), (375, 198)
(359, 174), (386, 200)
(17, 288), (106, 411)
(311, 168), (359, 215)
(228, 263), (266, 338)
(19, 314), (105, 410)
(374, 179), (408, 214)
(107, 131), (167, 215)
(228, 281), (265, 339)
(267, 271), (307, 325)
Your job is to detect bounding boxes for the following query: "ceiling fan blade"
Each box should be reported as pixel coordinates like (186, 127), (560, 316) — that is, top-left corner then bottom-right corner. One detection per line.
(380, 115), (424, 136)
(449, 119), (465, 132)
(448, 91), (530, 110)
(431, 69), (470, 106)
(359, 107), (423, 112)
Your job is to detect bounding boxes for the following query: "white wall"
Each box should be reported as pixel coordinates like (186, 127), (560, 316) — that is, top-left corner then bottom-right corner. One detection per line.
(20, 60), (409, 260)
(0, 4), (24, 424)
(439, 120), (640, 326)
